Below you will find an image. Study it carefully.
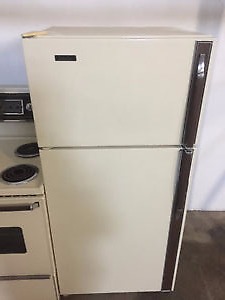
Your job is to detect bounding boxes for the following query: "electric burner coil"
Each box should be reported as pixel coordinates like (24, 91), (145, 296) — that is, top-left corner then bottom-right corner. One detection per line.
(15, 143), (39, 158)
(1, 164), (39, 184)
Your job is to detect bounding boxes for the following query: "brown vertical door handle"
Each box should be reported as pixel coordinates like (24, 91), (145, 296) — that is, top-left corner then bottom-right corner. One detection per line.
(197, 53), (206, 79)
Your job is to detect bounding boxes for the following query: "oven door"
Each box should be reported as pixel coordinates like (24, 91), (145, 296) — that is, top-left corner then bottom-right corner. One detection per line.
(0, 197), (53, 276)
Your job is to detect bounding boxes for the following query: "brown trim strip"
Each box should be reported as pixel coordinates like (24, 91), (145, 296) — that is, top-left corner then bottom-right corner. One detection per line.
(182, 41), (213, 147)
(162, 40), (213, 290)
(162, 148), (193, 290)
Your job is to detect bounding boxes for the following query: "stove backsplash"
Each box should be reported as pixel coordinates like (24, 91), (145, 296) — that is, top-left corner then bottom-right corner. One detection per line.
(0, 122), (36, 138)
(0, 86), (36, 138)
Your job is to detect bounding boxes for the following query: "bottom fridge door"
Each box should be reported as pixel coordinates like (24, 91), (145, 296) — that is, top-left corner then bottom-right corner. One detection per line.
(0, 275), (58, 300)
(40, 148), (180, 294)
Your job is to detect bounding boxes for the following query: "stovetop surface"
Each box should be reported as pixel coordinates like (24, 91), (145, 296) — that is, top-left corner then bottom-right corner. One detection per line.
(0, 137), (44, 196)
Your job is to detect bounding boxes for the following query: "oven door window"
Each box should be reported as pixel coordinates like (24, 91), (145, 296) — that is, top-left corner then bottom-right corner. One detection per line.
(0, 227), (27, 254)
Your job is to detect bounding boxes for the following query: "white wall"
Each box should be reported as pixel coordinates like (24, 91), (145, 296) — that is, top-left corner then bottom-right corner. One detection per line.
(189, 1), (225, 210)
(0, 0), (224, 210)
(0, 0), (200, 85)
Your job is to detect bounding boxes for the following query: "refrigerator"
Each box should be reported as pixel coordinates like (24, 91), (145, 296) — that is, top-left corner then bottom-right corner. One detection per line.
(22, 27), (213, 295)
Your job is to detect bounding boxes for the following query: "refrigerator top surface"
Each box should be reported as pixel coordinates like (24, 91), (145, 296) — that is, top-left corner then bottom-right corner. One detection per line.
(22, 26), (212, 39)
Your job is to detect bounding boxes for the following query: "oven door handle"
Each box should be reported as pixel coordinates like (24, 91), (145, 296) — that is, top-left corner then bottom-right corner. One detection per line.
(0, 274), (50, 281)
(0, 202), (39, 212)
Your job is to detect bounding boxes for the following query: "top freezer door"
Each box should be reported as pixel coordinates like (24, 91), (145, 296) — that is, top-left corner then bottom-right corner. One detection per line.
(23, 38), (195, 147)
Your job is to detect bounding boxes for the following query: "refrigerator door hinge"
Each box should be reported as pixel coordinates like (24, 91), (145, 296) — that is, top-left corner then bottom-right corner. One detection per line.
(182, 146), (194, 155)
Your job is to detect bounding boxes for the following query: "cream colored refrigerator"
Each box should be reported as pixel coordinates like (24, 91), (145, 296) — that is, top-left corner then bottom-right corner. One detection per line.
(22, 27), (213, 295)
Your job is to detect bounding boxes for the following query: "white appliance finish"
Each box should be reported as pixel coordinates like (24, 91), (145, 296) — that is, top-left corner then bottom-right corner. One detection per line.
(22, 27), (213, 295)
(0, 277), (57, 300)
(23, 32), (195, 147)
(0, 138), (44, 196)
(40, 147), (179, 293)
(0, 136), (58, 300)
(0, 196), (53, 276)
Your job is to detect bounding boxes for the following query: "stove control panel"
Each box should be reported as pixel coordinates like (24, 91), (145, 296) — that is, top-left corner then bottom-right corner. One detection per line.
(0, 89), (33, 121)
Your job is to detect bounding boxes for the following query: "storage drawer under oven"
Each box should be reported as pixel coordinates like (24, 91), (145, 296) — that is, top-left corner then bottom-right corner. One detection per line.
(0, 275), (58, 300)
(0, 197), (53, 276)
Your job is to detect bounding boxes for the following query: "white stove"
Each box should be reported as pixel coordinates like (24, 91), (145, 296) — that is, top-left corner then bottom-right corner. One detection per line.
(0, 137), (44, 196)
(0, 87), (58, 300)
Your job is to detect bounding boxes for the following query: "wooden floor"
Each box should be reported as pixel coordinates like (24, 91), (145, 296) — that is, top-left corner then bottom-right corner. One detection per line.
(61, 212), (225, 300)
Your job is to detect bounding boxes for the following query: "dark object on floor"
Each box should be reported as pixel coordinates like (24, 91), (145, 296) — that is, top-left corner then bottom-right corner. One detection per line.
(61, 212), (225, 300)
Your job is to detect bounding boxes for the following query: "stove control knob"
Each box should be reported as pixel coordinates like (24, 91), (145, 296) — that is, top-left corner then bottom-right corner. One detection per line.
(26, 103), (32, 112)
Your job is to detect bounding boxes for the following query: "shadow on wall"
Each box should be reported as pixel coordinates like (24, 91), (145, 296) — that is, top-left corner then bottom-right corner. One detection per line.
(196, 0), (225, 35)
